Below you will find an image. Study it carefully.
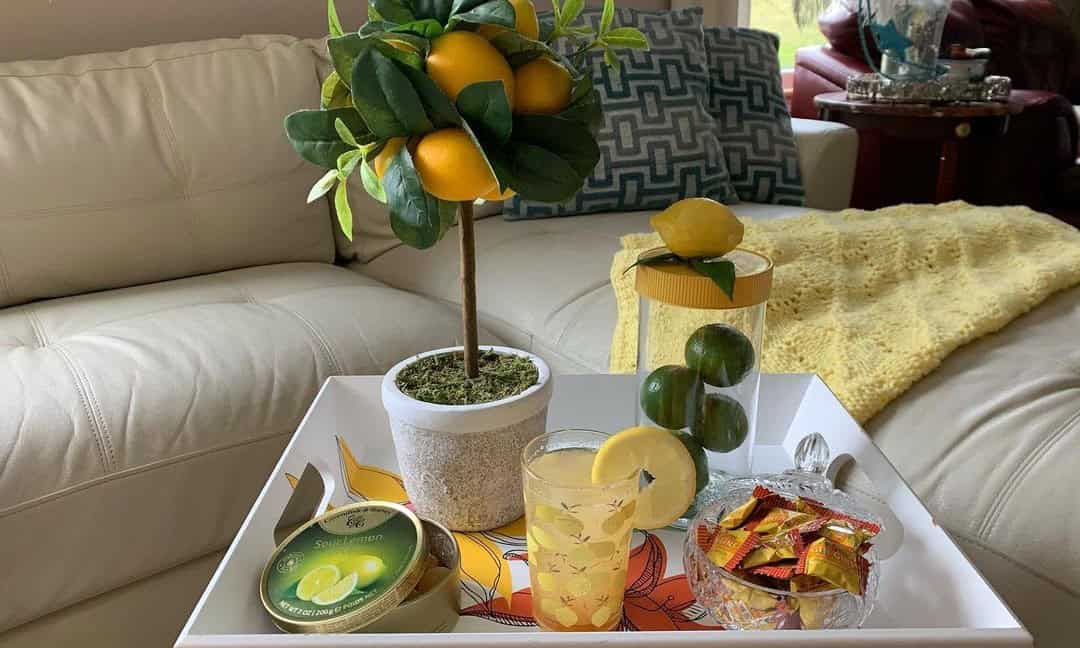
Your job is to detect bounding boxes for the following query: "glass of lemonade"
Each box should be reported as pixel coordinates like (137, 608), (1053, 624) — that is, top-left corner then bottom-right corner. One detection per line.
(521, 429), (639, 631)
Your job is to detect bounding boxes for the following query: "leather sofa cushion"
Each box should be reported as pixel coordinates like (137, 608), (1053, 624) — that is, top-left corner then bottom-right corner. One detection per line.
(0, 262), (492, 632)
(0, 35), (334, 308)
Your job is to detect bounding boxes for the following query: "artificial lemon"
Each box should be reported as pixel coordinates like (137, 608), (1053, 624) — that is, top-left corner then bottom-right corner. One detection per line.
(684, 323), (755, 387)
(426, 31), (514, 105)
(513, 57), (573, 115)
(477, 0), (540, 40)
(311, 571), (359, 606)
(352, 555), (386, 589)
(481, 185), (516, 201)
(373, 137), (406, 180)
(591, 426), (696, 530)
(413, 128), (498, 201)
(295, 564), (341, 601)
(650, 197), (744, 258)
(639, 364), (703, 430)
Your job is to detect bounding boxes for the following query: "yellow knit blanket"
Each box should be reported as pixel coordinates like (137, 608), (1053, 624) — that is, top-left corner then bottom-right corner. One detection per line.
(610, 202), (1080, 423)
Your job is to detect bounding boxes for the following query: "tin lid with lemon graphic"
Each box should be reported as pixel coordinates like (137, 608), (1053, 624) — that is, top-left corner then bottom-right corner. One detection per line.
(260, 501), (427, 633)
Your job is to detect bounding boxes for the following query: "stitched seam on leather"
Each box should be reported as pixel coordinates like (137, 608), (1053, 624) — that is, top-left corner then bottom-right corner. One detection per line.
(953, 531), (1080, 599)
(2, 166), (314, 222)
(49, 344), (112, 474)
(137, 70), (191, 201)
(0, 430), (293, 520)
(23, 307), (48, 347)
(261, 302), (345, 376)
(548, 281), (610, 347)
(0, 40), (303, 79)
(980, 406), (1080, 540)
(0, 244), (12, 305)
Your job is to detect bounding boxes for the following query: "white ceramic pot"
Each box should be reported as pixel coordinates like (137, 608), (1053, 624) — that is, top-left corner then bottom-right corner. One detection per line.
(381, 346), (553, 531)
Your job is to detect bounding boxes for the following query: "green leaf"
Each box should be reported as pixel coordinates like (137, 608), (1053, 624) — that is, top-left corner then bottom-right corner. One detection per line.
(372, 38), (423, 70)
(486, 142), (582, 202)
(489, 31), (558, 67)
(359, 20), (394, 35)
(539, 13), (556, 42)
(307, 169), (338, 203)
(334, 179), (354, 240)
(456, 81), (512, 144)
(690, 258), (736, 300)
(284, 108), (372, 169)
(603, 46), (619, 70)
(337, 148), (363, 176)
(369, 0), (415, 24)
(390, 19), (445, 39)
(512, 114), (599, 179)
(602, 27), (650, 49)
(328, 34), (371, 87)
(327, 0), (345, 37)
(383, 147), (455, 249)
(558, 87), (602, 134)
(413, 0), (454, 23)
(360, 159), (388, 203)
(398, 64), (462, 129)
(561, 0), (584, 26)
(334, 118), (359, 147)
(599, 0), (615, 34)
(622, 251), (680, 274)
(449, 0), (515, 29)
(351, 47), (434, 138)
(320, 71), (352, 109)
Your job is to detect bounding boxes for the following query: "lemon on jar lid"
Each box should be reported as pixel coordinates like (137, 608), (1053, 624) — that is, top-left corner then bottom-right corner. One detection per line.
(650, 197), (744, 258)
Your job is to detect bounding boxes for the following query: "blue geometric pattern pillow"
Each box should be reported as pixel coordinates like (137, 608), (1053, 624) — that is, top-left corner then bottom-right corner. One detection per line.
(704, 27), (804, 206)
(505, 7), (738, 220)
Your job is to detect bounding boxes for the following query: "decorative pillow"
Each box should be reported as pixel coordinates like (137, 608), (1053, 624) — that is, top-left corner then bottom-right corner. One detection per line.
(704, 27), (805, 206)
(505, 7), (738, 220)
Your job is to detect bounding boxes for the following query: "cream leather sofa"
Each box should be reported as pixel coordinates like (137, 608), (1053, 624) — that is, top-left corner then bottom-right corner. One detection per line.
(1, 3), (1076, 648)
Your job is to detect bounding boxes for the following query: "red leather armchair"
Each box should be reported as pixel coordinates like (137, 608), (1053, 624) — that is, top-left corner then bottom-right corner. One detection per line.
(792, 0), (1080, 210)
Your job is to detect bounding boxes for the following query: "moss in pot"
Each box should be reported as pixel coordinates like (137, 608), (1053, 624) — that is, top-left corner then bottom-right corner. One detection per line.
(395, 349), (538, 406)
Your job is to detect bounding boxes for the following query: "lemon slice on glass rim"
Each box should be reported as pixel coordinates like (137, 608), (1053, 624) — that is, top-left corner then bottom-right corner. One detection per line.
(591, 426), (697, 529)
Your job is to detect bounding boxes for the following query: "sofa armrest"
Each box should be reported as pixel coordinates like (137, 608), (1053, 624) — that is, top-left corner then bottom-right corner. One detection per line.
(793, 118), (858, 210)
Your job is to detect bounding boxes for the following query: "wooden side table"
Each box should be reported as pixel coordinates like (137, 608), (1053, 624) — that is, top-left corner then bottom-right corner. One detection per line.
(814, 92), (1015, 205)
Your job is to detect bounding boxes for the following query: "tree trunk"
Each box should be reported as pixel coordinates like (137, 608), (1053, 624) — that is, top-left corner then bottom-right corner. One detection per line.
(458, 201), (479, 378)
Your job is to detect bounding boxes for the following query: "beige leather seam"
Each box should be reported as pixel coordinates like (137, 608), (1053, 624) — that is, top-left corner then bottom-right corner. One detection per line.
(0, 429), (293, 520)
(260, 302), (345, 376)
(49, 344), (113, 474)
(953, 531), (1080, 599)
(0, 244), (11, 305)
(0, 40), (303, 80)
(981, 406), (1080, 540)
(0, 166), (314, 223)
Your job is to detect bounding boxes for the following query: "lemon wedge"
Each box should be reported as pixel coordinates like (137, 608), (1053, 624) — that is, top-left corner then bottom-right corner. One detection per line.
(591, 426), (696, 529)
(295, 564), (341, 602)
(311, 571), (359, 606)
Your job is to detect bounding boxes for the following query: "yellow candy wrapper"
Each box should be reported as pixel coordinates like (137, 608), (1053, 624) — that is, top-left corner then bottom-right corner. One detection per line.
(707, 528), (759, 570)
(796, 537), (862, 595)
(719, 497), (759, 529)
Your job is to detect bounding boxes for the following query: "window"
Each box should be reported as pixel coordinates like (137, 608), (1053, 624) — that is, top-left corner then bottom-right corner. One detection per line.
(747, 0), (827, 69)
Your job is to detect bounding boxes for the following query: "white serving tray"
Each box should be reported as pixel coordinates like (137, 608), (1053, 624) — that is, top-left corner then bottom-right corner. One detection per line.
(176, 374), (1031, 647)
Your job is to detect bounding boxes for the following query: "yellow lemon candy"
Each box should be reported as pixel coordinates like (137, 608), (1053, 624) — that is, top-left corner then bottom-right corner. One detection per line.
(373, 137), (406, 180)
(413, 128), (498, 202)
(513, 57), (573, 115)
(426, 31), (514, 105)
(650, 197), (744, 258)
(591, 426), (696, 530)
(478, 0), (540, 40)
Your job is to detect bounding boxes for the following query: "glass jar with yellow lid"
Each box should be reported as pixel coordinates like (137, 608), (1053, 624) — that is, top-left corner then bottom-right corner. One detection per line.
(632, 199), (773, 526)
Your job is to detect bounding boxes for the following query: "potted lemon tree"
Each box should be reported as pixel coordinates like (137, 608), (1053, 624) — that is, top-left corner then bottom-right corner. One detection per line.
(285, 0), (647, 530)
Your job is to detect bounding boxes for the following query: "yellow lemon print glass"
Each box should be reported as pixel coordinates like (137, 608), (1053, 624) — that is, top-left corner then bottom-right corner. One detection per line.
(521, 429), (639, 631)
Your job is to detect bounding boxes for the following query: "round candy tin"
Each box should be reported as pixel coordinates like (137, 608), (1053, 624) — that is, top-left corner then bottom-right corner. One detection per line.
(260, 501), (427, 634)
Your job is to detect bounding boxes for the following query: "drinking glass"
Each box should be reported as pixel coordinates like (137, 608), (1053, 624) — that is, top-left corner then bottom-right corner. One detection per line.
(521, 429), (639, 631)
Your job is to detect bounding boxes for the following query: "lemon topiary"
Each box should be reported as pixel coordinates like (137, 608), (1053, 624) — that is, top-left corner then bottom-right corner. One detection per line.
(285, 0), (648, 378)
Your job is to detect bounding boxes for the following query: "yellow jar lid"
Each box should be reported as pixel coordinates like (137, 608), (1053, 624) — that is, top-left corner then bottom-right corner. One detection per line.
(635, 247), (773, 309)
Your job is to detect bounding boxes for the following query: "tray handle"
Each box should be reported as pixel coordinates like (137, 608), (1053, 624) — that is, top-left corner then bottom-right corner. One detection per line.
(273, 462), (335, 546)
